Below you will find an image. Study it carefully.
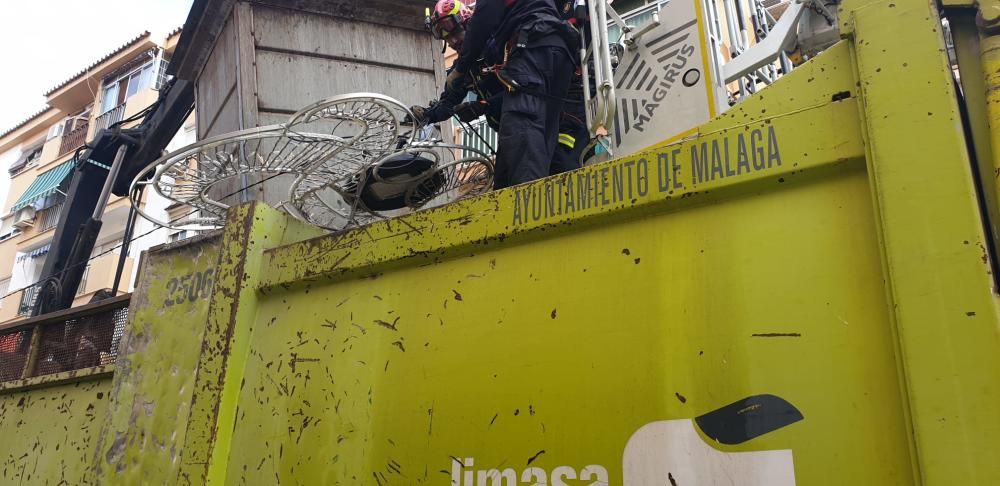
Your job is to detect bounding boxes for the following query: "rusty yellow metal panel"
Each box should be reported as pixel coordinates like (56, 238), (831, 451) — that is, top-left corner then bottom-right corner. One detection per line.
(949, 12), (1000, 255)
(0, 379), (111, 485)
(0, 2), (982, 485)
(847, 1), (1000, 483)
(228, 160), (917, 484)
(187, 2), (997, 483)
(92, 234), (222, 484)
(969, 0), (1000, 28)
(178, 203), (322, 485)
(206, 22), (933, 483)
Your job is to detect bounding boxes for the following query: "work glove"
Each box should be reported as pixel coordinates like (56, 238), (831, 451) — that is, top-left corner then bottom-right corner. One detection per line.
(408, 103), (454, 125)
(454, 100), (488, 123)
(407, 105), (428, 125)
(424, 103), (454, 124)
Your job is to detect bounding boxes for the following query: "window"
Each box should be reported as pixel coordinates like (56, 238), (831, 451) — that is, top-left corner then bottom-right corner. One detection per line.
(46, 113), (83, 140)
(9, 143), (43, 175)
(100, 60), (155, 114)
(62, 107), (91, 134)
(38, 203), (63, 232)
(76, 267), (90, 296)
(125, 64), (154, 99)
(0, 277), (10, 307)
(24, 147), (42, 168)
(17, 285), (38, 316)
(608, 3), (663, 43)
(168, 230), (191, 243)
(0, 230), (20, 242)
(100, 83), (120, 114)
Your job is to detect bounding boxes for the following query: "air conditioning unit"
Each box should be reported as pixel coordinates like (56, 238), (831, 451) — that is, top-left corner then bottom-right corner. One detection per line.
(47, 122), (65, 141)
(13, 207), (35, 229)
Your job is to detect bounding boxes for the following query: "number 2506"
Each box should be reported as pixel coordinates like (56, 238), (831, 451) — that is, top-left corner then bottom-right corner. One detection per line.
(164, 269), (215, 307)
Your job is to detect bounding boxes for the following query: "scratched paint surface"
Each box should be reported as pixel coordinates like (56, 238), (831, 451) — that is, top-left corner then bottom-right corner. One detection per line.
(224, 165), (914, 484)
(0, 379), (111, 485)
(92, 234), (222, 484)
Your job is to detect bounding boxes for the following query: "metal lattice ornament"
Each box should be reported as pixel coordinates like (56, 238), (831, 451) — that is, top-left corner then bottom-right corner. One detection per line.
(403, 143), (493, 208)
(129, 125), (345, 230)
(287, 142), (493, 230)
(283, 93), (413, 174)
(129, 93), (494, 232)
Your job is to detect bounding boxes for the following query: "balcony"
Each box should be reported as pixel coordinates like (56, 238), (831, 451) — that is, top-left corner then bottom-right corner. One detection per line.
(94, 104), (126, 133)
(58, 121), (89, 157)
(0, 294), (130, 383)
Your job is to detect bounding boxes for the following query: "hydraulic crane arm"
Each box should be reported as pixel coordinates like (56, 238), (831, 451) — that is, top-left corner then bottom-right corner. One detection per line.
(31, 79), (194, 316)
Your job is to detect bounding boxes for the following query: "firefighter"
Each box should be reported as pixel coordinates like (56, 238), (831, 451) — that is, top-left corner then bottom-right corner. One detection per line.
(412, 1), (504, 133)
(412, 0), (578, 190)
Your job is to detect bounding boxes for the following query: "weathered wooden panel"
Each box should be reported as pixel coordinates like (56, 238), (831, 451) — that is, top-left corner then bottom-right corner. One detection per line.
(251, 0), (427, 31)
(0, 379), (112, 485)
(233, 2), (260, 130)
(188, 0), (444, 222)
(256, 112), (288, 128)
(198, 19), (242, 203)
(196, 17), (238, 139)
(202, 85), (242, 140)
(255, 50), (439, 112)
(252, 5), (438, 72)
(188, 0), (445, 139)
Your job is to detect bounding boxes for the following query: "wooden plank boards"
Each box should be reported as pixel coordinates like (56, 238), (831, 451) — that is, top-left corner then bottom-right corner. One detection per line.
(196, 17), (238, 139)
(254, 50), (439, 112)
(253, 5), (437, 72)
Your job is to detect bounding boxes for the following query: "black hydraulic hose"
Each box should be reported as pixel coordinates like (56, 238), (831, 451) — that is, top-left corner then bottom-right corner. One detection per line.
(111, 185), (143, 296)
(457, 117), (496, 156)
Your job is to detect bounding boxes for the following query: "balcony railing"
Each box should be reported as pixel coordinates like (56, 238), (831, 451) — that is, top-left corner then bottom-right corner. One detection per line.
(38, 203), (63, 232)
(0, 294), (130, 382)
(456, 118), (498, 160)
(17, 286), (38, 317)
(58, 121), (89, 157)
(94, 104), (126, 133)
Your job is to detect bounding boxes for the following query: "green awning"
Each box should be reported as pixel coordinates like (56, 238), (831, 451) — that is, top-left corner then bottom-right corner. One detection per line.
(10, 160), (76, 213)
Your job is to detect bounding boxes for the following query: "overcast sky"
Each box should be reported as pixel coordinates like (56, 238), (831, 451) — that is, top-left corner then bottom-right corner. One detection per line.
(0, 0), (194, 133)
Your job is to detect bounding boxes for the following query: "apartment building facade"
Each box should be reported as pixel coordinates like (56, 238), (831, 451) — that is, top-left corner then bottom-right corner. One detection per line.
(0, 30), (195, 325)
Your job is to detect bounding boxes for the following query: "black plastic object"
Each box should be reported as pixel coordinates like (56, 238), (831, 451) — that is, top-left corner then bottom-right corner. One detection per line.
(344, 152), (442, 211)
(694, 394), (804, 445)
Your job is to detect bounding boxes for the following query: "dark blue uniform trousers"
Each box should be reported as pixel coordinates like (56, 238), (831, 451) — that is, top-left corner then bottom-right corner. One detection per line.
(495, 44), (574, 189)
(550, 93), (589, 175)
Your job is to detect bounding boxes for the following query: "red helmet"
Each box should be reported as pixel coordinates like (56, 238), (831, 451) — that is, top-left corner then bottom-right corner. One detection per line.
(428, 0), (473, 40)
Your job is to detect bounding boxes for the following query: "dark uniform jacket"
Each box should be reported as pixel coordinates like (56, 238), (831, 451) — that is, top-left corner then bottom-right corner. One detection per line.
(452, 0), (566, 75)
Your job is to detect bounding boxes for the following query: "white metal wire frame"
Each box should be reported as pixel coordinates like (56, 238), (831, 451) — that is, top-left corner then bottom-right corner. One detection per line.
(129, 93), (494, 232)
